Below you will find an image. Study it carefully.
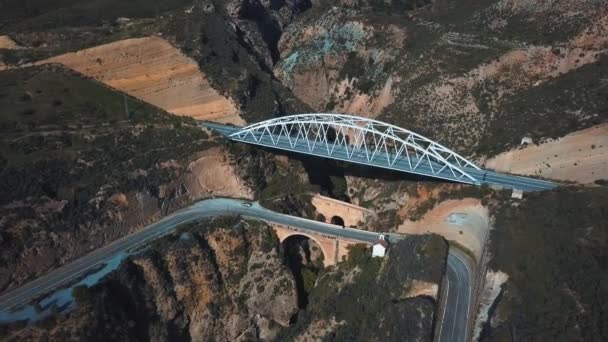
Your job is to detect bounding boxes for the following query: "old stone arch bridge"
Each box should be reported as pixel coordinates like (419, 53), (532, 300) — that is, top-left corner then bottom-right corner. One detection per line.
(272, 224), (364, 266)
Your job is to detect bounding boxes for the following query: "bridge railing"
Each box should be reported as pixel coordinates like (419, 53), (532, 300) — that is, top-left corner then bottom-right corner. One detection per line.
(230, 114), (481, 183)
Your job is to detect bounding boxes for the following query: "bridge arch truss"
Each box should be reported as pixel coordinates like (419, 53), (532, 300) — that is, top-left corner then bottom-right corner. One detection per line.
(229, 114), (481, 184)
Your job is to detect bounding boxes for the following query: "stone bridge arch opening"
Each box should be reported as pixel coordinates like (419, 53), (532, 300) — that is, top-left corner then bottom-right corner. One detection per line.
(330, 215), (345, 227)
(281, 234), (326, 309)
(281, 234), (326, 269)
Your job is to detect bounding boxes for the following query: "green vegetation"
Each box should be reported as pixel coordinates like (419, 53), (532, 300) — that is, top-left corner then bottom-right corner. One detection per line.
(301, 267), (318, 293)
(477, 54), (608, 156)
(259, 223), (280, 253)
(71, 285), (92, 306)
(0, 66), (214, 202)
(0, 0), (190, 63)
(0, 0), (190, 33)
(484, 187), (608, 341)
(260, 171), (318, 200)
(211, 215), (242, 229)
(1, 0), (311, 124)
(339, 52), (367, 80)
(369, 2), (606, 159)
(328, 175), (348, 199)
(226, 143), (320, 217)
(0, 66), (216, 291)
(282, 236), (324, 308)
(342, 243), (372, 267)
(279, 235), (448, 340)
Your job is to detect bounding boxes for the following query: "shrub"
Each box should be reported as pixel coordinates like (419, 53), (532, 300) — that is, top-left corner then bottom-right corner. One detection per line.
(344, 244), (370, 268)
(72, 285), (92, 306)
(301, 267), (318, 293)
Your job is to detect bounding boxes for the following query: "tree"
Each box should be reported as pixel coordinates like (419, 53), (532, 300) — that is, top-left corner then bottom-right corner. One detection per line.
(329, 175), (348, 199)
(301, 268), (318, 293)
(72, 285), (92, 306)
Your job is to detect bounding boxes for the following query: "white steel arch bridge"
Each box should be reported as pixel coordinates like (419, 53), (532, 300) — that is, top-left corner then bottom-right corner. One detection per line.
(203, 114), (557, 191)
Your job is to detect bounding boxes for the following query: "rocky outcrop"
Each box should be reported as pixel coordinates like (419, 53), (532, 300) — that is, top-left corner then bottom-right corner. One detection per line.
(223, 0), (311, 67)
(0, 35), (18, 49)
(6, 223), (298, 341)
(272, 1), (608, 159)
(0, 66), (253, 292)
(273, 7), (403, 115)
(279, 234), (448, 341)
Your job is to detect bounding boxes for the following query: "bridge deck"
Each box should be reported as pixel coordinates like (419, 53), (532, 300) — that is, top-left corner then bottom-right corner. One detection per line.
(203, 122), (557, 191)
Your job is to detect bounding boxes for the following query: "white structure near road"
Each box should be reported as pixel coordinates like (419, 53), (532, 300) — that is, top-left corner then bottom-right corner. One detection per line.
(372, 235), (388, 257)
(511, 188), (524, 199)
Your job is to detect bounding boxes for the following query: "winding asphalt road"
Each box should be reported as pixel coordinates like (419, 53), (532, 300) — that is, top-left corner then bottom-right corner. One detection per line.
(437, 248), (474, 342)
(0, 198), (473, 342)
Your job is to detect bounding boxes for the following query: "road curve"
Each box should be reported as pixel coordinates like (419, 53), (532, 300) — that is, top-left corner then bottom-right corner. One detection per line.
(437, 248), (475, 342)
(0, 198), (473, 341)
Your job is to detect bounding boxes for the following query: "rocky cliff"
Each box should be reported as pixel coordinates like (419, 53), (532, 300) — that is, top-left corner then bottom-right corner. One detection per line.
(3, 224), (448, 342)
(0, 0), (321, 295)
(5, 221), (299, 341)
(279, 235), (448, 341)
(272, 0), (608, 169)
(0, 65), (253, 293)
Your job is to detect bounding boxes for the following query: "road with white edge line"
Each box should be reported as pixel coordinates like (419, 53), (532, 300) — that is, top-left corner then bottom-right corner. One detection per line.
(0, 198), (474, 342)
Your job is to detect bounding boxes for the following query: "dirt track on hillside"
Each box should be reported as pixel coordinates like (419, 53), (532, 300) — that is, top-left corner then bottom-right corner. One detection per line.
(40, 37), (244, 125)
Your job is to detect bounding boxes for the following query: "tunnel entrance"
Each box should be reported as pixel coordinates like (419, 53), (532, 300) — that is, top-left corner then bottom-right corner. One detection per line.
(282, 235), (324, 311)
(330, 215), (345, 227)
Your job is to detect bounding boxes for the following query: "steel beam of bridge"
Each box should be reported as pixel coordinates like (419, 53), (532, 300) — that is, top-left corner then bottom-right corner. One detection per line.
(202, 114), (557, 191)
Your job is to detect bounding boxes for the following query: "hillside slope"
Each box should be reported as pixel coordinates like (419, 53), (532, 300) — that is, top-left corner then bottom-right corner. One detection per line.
(41, 37), (244, 125)
(0, 65), (251, 292)
(273, 0), (608, 181)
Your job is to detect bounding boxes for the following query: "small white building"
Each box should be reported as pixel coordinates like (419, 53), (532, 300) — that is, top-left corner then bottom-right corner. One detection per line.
(520, 137), (533, 146)
(511, 188), (524, 199)
(372, 235), (389, 258)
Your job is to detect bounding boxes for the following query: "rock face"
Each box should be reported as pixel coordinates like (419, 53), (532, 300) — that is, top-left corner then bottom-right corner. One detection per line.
(483, 188), (608, 341)
(278, 235), (449, 341)
(7, 222), (298, 341)
(272, 1), (608, 160)
(222, 0), (312, 68)
(0, 35), (18, 49)
(3, 227), (448, 342)
(0, 66), (253, 292)
(274, 7), (403, 115)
